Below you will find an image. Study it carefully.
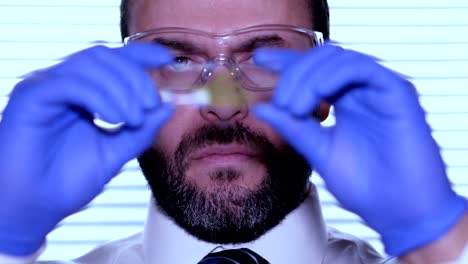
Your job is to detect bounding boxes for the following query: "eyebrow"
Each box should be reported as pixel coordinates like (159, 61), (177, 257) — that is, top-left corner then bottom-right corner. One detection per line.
(151, 37), (203, 53)
(151, 34), (286, 53)
(236, 35), (286, 52)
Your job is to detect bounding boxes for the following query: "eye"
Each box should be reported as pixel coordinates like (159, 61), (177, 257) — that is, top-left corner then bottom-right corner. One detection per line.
(245, 56), (255, 65)
(235, 53), (256, 65)
(168, 56), (193, 72)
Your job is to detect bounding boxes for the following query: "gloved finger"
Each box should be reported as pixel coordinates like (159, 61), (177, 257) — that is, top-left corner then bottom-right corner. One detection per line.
(100, 103), (174, 181)
(116, 42), (173, 68)
(59, 43), (173, 115)
(106, 46), (165, 110)
(115, 43), (174, 108)
(23, 75), (126, 126)
(253, 103), (329, 169)
(288, 50), (363, 116)
(253, 48), (303, 73)
(62, 43), (173, 68)
(272, 45), (344, 109)
(288, 49), (409, 117)
(85, 46), (173, 126)
(51, 47), (144, 128)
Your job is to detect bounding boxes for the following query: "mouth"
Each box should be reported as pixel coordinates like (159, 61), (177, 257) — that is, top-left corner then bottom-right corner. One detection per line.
(190, 144), (259, 162)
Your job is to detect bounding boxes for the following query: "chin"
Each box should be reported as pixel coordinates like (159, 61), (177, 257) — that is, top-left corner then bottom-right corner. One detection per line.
(137, 123), (312, 244)
(187, 166), (267, 192)
(154, 171), (291, 244)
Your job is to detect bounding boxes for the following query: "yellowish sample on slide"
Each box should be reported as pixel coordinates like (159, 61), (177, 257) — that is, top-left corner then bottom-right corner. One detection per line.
(205, 72), (247, 107)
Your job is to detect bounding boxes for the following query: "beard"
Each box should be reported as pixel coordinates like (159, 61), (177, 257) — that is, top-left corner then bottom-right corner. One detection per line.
(138, 122), (311, 244)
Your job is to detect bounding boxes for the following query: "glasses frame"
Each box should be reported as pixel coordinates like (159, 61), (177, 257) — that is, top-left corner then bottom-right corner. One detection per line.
(124, 24), (324, 45)
(124, 24), (324, 91)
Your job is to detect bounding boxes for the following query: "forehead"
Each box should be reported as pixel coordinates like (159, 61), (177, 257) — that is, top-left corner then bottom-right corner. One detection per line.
(128, 0), (311, 34)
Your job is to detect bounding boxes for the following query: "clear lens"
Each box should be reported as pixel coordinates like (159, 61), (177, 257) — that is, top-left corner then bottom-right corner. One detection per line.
(127, 25), (322, 92)
(237, 63), (279, 90)
(149, 61), (204, 92)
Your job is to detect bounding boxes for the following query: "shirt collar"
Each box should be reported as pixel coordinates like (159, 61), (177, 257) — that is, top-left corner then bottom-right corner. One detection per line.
(142, 184), (328, 264)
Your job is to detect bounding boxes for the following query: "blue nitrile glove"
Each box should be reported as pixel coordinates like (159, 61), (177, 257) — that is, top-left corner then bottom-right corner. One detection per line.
(0, 43), (174, 256)
(252, 45), (467, 256)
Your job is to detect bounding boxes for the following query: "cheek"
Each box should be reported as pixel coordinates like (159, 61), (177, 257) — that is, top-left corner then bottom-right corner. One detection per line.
(252, 120), (287, 149)
(153, 106), (201, 153)
(244, 91), (288, 148)
(243, 90), (272, 105)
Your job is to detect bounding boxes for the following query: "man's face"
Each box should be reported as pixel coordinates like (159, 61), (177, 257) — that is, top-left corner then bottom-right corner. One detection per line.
(132, 0), (313, 243)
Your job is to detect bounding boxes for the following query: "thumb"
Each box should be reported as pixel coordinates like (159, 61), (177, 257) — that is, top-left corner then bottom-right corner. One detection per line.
(253, 48), (303, 72)
(253, 103), (330, 169)
(101, 103), (174, 181)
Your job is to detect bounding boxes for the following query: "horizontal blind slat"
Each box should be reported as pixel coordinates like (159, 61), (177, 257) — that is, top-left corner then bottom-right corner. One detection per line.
(331, 9), (468, 25)
(329, 0), (468, 8)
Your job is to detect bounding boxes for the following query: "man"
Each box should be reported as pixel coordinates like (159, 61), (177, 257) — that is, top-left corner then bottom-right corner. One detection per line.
(0, 0), (466, 263)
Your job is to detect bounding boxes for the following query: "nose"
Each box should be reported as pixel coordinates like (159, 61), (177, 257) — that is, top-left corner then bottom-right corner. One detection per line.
(199, 79), (248, 121)
(198, 55), (250, 122)
(199, 69), (248, 122)
(200, 103), (248, 122)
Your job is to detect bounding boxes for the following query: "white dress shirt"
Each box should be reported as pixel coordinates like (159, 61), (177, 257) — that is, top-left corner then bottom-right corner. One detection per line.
(0, 184), (466, 263)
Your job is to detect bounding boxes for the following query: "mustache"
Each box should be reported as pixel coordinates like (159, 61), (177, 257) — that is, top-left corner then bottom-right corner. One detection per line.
(175, 122), (274, 165)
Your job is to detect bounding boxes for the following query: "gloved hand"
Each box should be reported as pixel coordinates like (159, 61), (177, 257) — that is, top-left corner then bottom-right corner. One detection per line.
(0, 43), (174, 256)
(252, 45), (467, 256)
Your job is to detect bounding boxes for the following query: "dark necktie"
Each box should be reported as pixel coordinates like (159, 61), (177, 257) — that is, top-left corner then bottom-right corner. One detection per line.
(198, 248), (270, 264)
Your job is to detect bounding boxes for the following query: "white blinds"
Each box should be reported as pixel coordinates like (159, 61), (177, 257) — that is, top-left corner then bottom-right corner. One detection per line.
(0, 0), (466, 260)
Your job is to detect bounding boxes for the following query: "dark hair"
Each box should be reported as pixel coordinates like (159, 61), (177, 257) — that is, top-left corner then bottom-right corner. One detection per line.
(120, 0), (329, 41)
